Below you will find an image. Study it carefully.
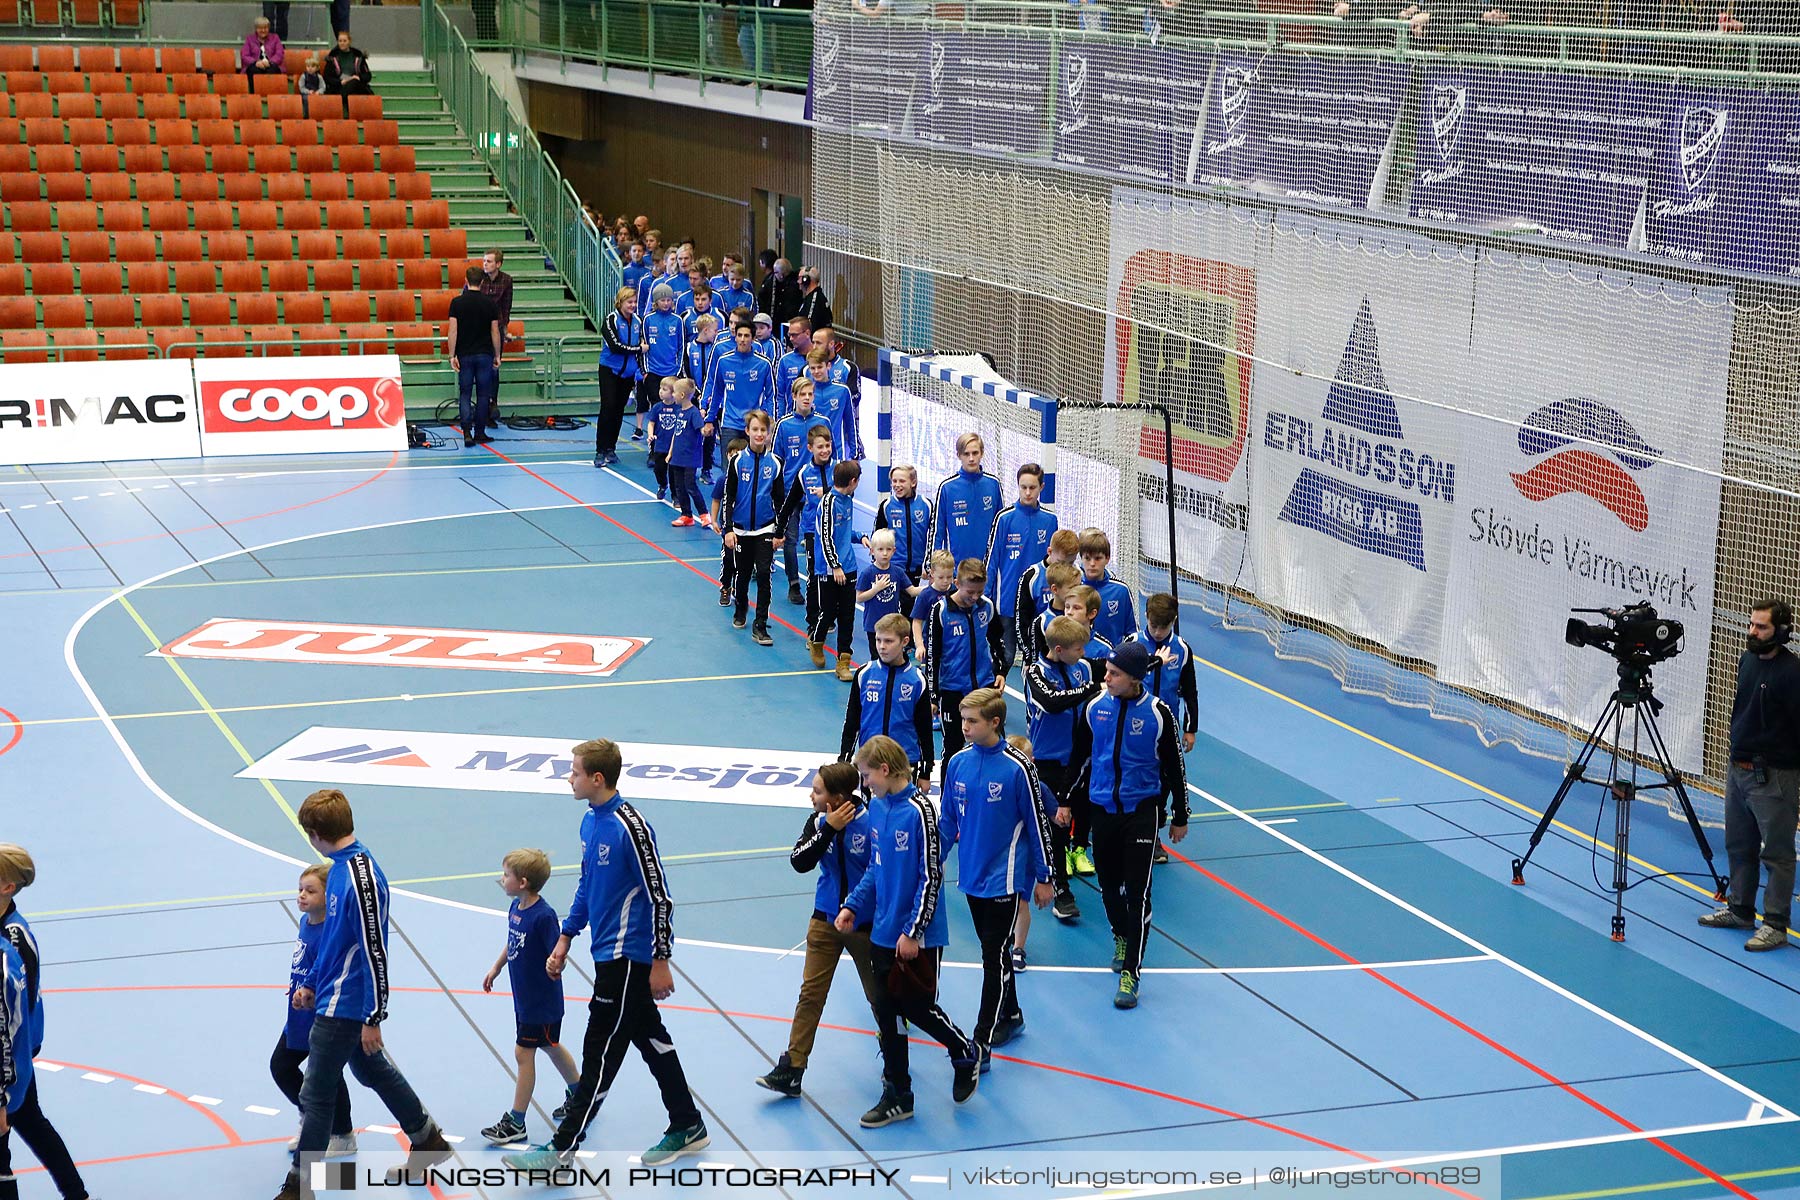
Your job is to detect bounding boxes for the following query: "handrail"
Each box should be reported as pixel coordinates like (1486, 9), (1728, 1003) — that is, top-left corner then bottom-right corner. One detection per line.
(420, 0), (620, 327)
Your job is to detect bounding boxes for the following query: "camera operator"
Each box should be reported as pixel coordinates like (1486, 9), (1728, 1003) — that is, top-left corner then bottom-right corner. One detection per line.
(1699, 598), (1800, 952)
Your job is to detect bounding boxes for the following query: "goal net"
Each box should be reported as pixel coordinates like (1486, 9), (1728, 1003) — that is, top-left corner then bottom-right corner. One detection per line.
(813, 0), (1800, 822)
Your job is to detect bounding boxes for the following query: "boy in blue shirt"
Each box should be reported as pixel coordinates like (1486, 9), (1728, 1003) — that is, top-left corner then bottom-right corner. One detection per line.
(781, 426), (836, 633)
(722, 412), (788, 646)
(272, 864), (356, 1158)
(940, 689), (1053, 1061)
(910, 550), (957, 680)
(856, 528), (917, 663)
(1077, 528), (1138, 648)
(837, 736), (980, 1127)
(1024, 616), (1102, 919)
(681, 284), (722, 345)
(718, 265), (756, 326)
(840, 613), (935, 786)
(755, 762), (882, 1098)
(1120, 593), (1199, 867)
(985, 463), (1059, 677)
(931, 433), (1003, 567)
(805, 348), (859, 464)
(1005, 734), (1066, 969)
(925, 558), (1007, 784)
(684, 315), (723, 483)
(620, 240), (648, 292)
(813, 459), (862, 680)
(704, 323), (776, 451)
(645, 375), (678, 501)
(480, 849), (580, 1146)
(775, 378), (831, 604)
(639, 282), (686, 437)
(0, 843), (88, 1200)
(505, 740), (709, 1171)
(873, 464), (932, 582)
(277, 791), (451, 1199)
(1015, 528), (1080, 667)
(661, 378), (710, 528)
(751, 312), (780, 363)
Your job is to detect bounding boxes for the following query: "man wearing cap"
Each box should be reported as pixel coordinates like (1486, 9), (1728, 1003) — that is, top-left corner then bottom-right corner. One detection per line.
(752, 314), (781, 367)
(1066, 639), (1189, 1009)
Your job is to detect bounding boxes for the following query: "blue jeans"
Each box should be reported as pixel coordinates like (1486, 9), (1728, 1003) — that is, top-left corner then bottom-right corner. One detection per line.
(457, 353), (497, 436)
(294, 1016), (432, 1160)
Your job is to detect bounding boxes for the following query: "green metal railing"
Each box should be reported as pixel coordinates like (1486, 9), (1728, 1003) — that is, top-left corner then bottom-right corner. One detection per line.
(421, 0), (621, 328)
(483, 0), (812, 92)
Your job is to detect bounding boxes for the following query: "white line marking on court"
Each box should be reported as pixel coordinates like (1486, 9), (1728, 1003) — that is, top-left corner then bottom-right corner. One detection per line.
(70, 496), (87, 502)
(1185, 780), (1800, 1121)
(367, 1124), (401, 1134)
(603, 466), (661, 500)
(32, 1061), (63, 1071)
(1750, 1100), (1767, 1121)
(79, 1072), (114, 1084)
(246, 1105), (281, 1116)
(133, 1083), (166, 1095)
(0, 458), (600, 488)
(17, 504), (33, 509)
(45, 499), (61, 506)
(187, 1094), (222, 1106)
(1264, 818), (1298, 825)
(443, 1134), (465, 1144)
(576, 1150), (598, 1159)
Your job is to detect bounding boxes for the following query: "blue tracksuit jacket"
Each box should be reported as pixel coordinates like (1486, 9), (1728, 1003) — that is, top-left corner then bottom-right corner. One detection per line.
(775, 412), (831, 485)
(1024, 655), (1097, 766)
(931, 469), (1003, 567)
(1, 933), (33, 1116)
(306, 839), (393, 1025)
(600, 310), (642, 378)
(874, 494), (932, 579)
(722, 445), (786, 534)
(641, 310), (686, 379)
(1071, 688), (1190, 822)
(561, 794), (675, 963)
(791, 802), (875, 924)
(814, 488), (859, 575)
(1082, 568), (1138, 647)
(925, 593), (1006, 695)
(841, 657), (934, 777)
(1121, 630), (1200, 736)
(774, 351), (811, 419)
(704, 347), (775, 431)
(940, 739), (1052, 897)
(985, 502), (1058, 617)
(811, 380), (857, 461)
(840, 783), (948, 949)
(0, 903), (41, 1058)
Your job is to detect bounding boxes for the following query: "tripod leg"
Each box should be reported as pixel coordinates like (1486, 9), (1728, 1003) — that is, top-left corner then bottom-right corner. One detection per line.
(1638, 705), (1729, 901)
(1514, 697), (1621, 885)
(1611, 709), (1637, 942)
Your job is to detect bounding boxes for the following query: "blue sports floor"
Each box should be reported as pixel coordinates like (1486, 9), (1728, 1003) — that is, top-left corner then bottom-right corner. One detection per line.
(4, 420), (1799, 1200)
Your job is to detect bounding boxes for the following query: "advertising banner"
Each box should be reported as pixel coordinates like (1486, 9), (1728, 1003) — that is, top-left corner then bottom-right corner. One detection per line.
(0, 359), (202, 466)
(1438, 259), (1730, 769)
(158, 618), (648, 678)
(916, 32), (1051, 157)
(1052, 41), (1210, 184)
(193, 355), (406, 457)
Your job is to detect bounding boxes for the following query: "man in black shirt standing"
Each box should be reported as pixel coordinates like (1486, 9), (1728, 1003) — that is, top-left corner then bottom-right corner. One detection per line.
(1700, 597), (1800, 951)
(447, 266), (502, 448)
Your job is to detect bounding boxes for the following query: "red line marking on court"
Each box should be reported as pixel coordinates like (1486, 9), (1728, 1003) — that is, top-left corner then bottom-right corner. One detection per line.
(479, 445), (812, 641)
(0, 453), (398, 562)
(32, 1057), (245, 1144)
(45, 983), (1478, 1194)
(0, 705), (21, 758)
(1166, 846), (1756, 1200)
(15, 1135), (292, 1176)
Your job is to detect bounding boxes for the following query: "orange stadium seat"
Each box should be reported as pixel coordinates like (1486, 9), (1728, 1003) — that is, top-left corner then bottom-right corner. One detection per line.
(141, 93), (180, 120)
(98, 93), (138, 121)
(345, 323), (389, 355)
(23, 117), (63, 146)
(40, 295), (85, 328)
(252, 74), (287, 96)
(184, 97), (223, 124)
(250, 324), (293, 356)
(394, 322), (435, 357)
(30, 262), (73, 294)
(211, 75), (251, 97)
(77, 147), (121, 174)
(53, 203), (97, 232)
(197, 48), (236, 75)
(347, 172), (385, 200)
(0, 48), (31, 72)
(335, 145), (375, 173)
(1, 174), (41, 202)
(65, 232), (109, 262)
(160, 49), (199, 74)
(308, 174), (348, 203)
(266, 175), (304, 204)
(363, 120), (397, 147)
(359, 260), (397, 291)
(169, 72), (209, 95)
(340, 230), (379, 261)
(0, 264), (22, 295)
(209, 145), (251, 175)
(235, 292), (277, 325)
(281, 204), (322, 232)
(323, 202), (363, 231)
(250, 229), (289, 259)
(124, 145), (170, 174)
(146, 201), (186, 231)
(41, 174), (84, 202)
(136, 175), (176, 202)
(396, 174), (431, 202)
(4, 72), (44, 95)
(55, 94), (98, 119)
(373, 290), (415, 324)
(10, 94), (54, 119)
(53, 327), (101, 362)
(421, 291), (452, 323)
(264, 261), (305, 293)
(432, 230), (468, 260)
(124, 260), (167, 292)
(91, 294), (136, 326)
(76, 46), (116, 72)
(89, 75), (129, 96)
(39, 47), (77, 73)
(294, 144), (332, 174)
(297, 324), (339, 355)
(101, 201), (143, 231)
(321, 120), (357, 147)
(34, 146), (77, 174)
(45, 72), (87, 96)
(66, 118), (107, 147)
(114, 232), (157, 262)
(284, 293), (326, 324)
(0, 147), (26, 173)
(196, 119), (234, 146)
(222, 261), (265, 293)
(223, 174), (262, 203)
(139, 293), (184, 325)
(78, 262), (123, 294)
(128, 72), (170, 96)
(187, 293), (229, 325)
(101, 329), (152, 359)
(313, 260), (353, 292)
(93, 175), (135, 202)
(0, 297), (37, 329)
(192, 201), (233, 231)
(347, 95), (382, 121)
(114, 119), (152, 148)
(18, 232), (63, 263)
(224, 94), (261, 122)
(369, 200), (407, 229)
(162, 231), (204, 261)
(1, 330), (51, 362)
(173, 261), (215, 294)
(267, 95), (304, 121)
(177, 172), (218, 200)
(291, 234), (334, 264)
(153, 326), (198, 358)
(119, 47), (158, 73)
(376, 145), (414, 173)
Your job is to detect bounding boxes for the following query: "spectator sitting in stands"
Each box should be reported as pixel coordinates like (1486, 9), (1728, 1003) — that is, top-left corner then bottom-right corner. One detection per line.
(324, 30), (373, 96)
(297, 56), (328, 116)
(242, 16), (286, 78)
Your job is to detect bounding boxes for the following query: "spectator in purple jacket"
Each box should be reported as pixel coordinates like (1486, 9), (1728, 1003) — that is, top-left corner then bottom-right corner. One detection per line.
(241, 16), (285, 77)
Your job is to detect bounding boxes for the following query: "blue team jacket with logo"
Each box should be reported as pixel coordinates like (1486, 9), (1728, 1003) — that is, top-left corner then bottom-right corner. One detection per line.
(703, 347), (775, 431)
(722, 446), (786, 534)
(791, 803), (875, 922)
(840, 783), (948, 949)
(561, 795), (674, 964)
(1082, 568), (1139, 647)
(875, 494), (933, 578)
(985, 502), (1059, 617)
(1073, 689), (1190, 821)
(842, 658), (934, 776)
(306, 840), (392, 1025)
(931, 469), (1003, 567)
(940, 739), (1052, 898)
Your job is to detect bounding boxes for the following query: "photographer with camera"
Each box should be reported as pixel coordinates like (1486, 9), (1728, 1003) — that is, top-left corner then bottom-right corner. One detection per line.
(1699, 598), (1800, 952)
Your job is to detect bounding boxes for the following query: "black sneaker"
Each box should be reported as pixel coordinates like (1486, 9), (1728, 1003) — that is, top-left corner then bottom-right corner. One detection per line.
(631, 428), (646, 442)
(990, 1015), (1023, 1047)
(481, 1112), (528, 1145)
(751, 626), (773, 647)
(719, 585), (732, 607)
(754, 1055), (803, 1098)
(952, 1058), (980, 1103)
(1153, 839), (1170, 864)
(552, 1091), (575, 1123)
(1009, 947), (1027, 972)
(1052, 892), (1080, 922)
(788, 582), (804, 605)
(859, 1085), (915, 1128)
(732, 614), (748, 629)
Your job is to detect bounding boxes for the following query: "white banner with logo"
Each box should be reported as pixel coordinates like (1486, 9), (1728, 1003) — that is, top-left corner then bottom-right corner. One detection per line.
(158, 618), (649, 678)
(1246, 215), (1475, 662)
(0, 360), (202, 466)
(240, 726), (822, 809)
(1438, 258), (1731, 769)
(1104, 188), (1263, 591)
(194, 355), (406, 457)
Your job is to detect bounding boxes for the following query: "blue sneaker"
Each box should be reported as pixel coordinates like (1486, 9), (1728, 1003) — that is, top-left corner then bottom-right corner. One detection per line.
(642, 1123), (709, 1166)
(502, 1144), (570, 1172)
(1114, 973), (1140, 1009)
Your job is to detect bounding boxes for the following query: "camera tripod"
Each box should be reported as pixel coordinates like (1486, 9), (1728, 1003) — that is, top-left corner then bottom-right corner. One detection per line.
(1510, 660), (1725, 941)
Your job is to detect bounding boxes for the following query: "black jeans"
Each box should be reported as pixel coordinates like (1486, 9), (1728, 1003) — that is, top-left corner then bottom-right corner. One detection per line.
(0, 1079), (86, 1200)
(552, 959), (701, 1152)
(270, 1037), (354, 1137)
(596, 366), (634, 456)
(865, 945), (974, 1094)
(966, 893), (1023, 1047)
(1089, 803), (1158, 978)
(732, 532), (775, 627)
(811, 572), (855, 655)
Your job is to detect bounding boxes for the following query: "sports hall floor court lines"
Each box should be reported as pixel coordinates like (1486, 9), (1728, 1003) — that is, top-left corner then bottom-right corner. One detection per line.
(5, 429), (1800, 1200)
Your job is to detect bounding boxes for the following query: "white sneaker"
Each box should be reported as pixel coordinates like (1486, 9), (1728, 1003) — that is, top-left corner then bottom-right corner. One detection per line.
(326, 1132), (358, 1157)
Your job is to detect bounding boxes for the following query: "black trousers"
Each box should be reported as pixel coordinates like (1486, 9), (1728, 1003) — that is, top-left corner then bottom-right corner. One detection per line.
(866, 945), (974, 1094)
(638, 372), (666, 416)
(0, 1079), (86, 1200)
(811, 573), (855, 655)
(1089, 804), (1158, 978)
(261, 0), (289, 38)
(596, 366), (634, 455)
(270, 1037), (354, 1136)
(966, 893), (1023, 1047)
(649, 451), (669, 491)
(552, 959), (701, 1152)
(732, 532), (775, 626)
(936, 690), (967, 786)
(1037, 759), (1074, 893)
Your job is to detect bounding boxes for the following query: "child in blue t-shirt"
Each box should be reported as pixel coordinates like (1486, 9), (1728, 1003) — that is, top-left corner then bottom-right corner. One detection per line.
(910, 550), (957, 681)
(272, 865), (355, 1154)
(480, 849), (579, 1146)
(856, 528), (917, 663)
(645, 376), (679, 502)
(661, 378), (709, 526)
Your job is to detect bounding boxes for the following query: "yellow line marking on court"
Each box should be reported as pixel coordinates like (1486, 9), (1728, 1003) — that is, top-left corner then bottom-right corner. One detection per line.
(1188, 800), (1346, 821)
(0, 555), (709, 599)
(117, 595), (314, 858)
(1194, 654), (1723, 901)
(29, 846), (794, 917)
(1518, 1162), (1800, 1200)
(7, 669), (822, 730)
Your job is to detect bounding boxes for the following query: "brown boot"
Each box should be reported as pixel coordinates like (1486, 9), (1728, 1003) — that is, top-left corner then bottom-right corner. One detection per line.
(835, 653), (856, 682)
(382, 1124), (453, 1184)
(809, 640), (827, 669)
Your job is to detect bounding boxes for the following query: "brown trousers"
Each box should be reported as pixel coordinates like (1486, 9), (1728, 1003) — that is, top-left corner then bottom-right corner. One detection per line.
(786, 916), (881, 1069)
